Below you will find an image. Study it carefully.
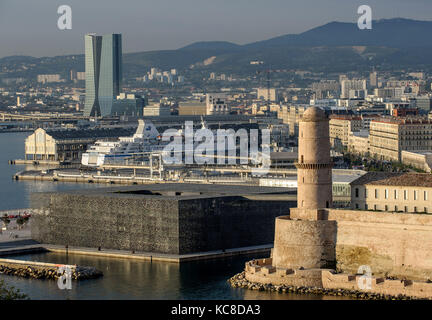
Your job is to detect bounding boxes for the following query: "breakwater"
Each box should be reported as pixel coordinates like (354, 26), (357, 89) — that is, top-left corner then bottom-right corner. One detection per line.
(0, 258), (103, 280)
(228, 271), (422, 300)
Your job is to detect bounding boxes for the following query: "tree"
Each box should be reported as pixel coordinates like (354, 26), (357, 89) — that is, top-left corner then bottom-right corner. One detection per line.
(0, 280), (28, 300)
(1, 214), (10, 229)
(16, 216), (25, 230)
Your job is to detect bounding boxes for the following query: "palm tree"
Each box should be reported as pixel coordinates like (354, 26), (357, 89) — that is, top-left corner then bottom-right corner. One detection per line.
(1, 214), (10, 230)
(16, 216), (25, 230)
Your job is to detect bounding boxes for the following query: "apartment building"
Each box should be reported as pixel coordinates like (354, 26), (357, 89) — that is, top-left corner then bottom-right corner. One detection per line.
(348, 130), (369, 156)
(143, 103), (171, 117)
(178, 102), (207, 116)
(257, 88), (279, 102)
(341, 79), (367, 99)
(374, 87), (404, 99)
(278, 105), (307, 136)
(329, 115), (362, 149)
(206, 93), (230, 115)
(360, 114), (381, 130)
(311, 80), (340, 99)
(369, 117), (432, 162)
(37, 74), (62, 84)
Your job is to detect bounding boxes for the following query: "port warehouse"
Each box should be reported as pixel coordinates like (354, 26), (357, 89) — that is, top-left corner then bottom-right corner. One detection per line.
(22, 115), (284, 164)
(24, 127), (135, 162)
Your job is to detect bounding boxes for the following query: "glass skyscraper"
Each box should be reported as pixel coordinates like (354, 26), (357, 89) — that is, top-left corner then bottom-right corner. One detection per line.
(84, 33), (122, 117)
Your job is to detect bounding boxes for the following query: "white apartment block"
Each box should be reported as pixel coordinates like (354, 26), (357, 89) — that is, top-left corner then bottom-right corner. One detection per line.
(257, 88), (279, 102)
(205, 93), (230, 115)
(340, 79), (367, 99)
(369, 117), (432, 162)
(37, 74), (62, 83)
(329, 115), (362, 149)
(143, 104), (171, 117)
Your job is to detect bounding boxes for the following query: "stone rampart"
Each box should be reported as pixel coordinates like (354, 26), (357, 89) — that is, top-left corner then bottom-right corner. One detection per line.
(242, 258), (432, 299)
(328, 209), (432, 280)
(240, 208), (432, 299)
(272, 209), (432, 281)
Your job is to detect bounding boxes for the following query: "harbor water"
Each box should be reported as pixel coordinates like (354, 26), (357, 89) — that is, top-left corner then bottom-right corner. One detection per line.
(0, 132), (338, 300)
(1, 251), (337, 300)
(0, 132), (104, 210)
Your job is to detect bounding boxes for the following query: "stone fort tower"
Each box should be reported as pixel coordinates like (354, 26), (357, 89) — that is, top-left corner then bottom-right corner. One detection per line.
(270, 106), (336, 270)
(240, 106), (432, 299)
(295, 106), (333, 209)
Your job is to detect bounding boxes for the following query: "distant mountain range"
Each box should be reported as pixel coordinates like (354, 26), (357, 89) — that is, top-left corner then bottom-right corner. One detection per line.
(181, 18), (432, 50)
(2, 18), (432, 79)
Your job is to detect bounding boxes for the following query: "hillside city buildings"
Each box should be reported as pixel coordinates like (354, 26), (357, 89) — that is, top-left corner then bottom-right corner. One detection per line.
(3, 23), (432, 302)
(137, 68), (184, 85)
(2, 31), (432, 175)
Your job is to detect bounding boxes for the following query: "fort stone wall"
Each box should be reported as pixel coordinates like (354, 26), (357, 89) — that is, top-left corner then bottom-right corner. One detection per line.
(239, 106), (432, 299)
(328, 209), (432, 280)
(271, 208), (432, 281)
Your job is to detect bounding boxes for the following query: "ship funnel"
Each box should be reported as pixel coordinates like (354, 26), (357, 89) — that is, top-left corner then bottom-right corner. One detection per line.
(133, 119), (159, 139)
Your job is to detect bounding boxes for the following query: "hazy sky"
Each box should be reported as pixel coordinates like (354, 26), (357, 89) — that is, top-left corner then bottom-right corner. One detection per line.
(1, 0), (431, 58)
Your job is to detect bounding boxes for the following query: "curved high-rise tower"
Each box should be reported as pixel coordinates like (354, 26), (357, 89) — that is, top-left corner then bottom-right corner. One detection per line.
(295, 106), (333, 209)
(84, 34), (122, 117)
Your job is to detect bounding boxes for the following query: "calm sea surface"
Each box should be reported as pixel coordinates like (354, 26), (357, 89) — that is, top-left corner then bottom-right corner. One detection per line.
(0, 132), (104, 210)
(0, 132), (339, 300)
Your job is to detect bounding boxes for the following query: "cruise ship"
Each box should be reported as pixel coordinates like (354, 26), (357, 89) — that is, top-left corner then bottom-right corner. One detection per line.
(81, 118), (261, 167)
(81, 120), (164, 166)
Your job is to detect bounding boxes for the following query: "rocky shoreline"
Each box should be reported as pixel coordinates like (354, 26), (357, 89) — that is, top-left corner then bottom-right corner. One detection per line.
(0, 263), (103, 280)
(228, 272), (422, 300)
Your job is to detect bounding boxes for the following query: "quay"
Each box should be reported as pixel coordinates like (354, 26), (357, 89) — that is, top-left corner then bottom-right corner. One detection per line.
(9, 159), (80, 167)
(10, 159), (60, 165)
(44, 243), (272, 263)
(13, 170), (258, 185)
(0, 241), (272, 264)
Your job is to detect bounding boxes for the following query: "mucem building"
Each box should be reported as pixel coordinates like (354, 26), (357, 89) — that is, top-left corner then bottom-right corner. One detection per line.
(30, 184), (297, 255)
